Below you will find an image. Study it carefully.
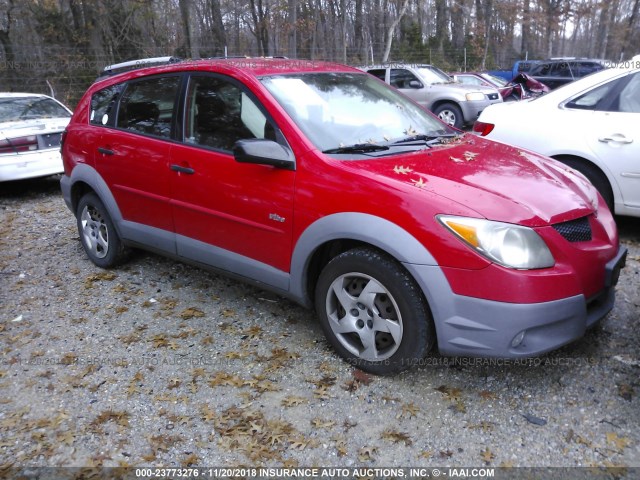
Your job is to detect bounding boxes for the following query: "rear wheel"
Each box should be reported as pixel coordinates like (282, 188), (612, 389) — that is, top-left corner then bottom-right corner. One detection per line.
(315, 248), (434, 375)
(76, 192), (128, 268)
(556, 157), (614, 213)
(433, 102), (464, 129)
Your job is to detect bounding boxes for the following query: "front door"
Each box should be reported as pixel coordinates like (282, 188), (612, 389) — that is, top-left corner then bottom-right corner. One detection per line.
(170, 74), (295, 288)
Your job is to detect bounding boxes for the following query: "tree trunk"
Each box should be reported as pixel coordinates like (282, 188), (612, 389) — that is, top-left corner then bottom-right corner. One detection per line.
(288, 0), (297, 58)
(434, 0), (447, 55)
(521, 0), (530, 57)
(208, 0), (227, 55)
(382, 0), (410, 62)
(179, 0), (194, 57)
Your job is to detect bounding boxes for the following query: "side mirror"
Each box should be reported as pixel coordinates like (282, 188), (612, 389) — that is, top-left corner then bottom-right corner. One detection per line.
(408, 80), (423, 89)
(233, 139), (295, 170)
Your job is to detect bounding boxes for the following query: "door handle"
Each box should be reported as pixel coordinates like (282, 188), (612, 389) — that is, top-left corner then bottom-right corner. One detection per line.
(98, 147), (114, 155)
(170, 164), (195, 174)
(598, 134), (633, 144)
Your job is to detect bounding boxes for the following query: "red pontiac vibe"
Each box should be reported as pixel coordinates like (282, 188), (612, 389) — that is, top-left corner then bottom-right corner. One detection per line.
(60, 57), (627, 374)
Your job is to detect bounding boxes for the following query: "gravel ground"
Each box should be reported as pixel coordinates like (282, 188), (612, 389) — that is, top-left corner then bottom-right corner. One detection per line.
(1, 176), (639, 474)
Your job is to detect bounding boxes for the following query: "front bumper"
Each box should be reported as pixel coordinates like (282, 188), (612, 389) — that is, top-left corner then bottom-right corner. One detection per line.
(459, 99), (493, 124)
(404, 246), (627, 358)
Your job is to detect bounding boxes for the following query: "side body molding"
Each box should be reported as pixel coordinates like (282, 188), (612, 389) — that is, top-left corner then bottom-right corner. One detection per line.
(288, 212), (439, 307)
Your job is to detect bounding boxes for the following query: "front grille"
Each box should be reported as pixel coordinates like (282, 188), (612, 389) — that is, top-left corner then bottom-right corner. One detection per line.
(552, 216), (592, 242)
(488, 93), (499, 100)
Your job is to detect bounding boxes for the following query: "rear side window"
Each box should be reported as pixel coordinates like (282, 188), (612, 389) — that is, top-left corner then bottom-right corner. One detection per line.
(565, 81), (617, 110)
(117, 76), (180, 138)
(90, 84), (124, 126)
(367, 69), (386, 81)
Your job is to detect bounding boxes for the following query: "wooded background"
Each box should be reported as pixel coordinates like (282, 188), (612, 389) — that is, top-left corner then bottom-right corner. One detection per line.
(1, 0), (639, 107)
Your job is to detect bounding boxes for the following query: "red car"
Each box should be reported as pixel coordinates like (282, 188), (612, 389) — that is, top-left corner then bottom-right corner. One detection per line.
(61, 57), (626, 374)
(453, 71), (549, 100)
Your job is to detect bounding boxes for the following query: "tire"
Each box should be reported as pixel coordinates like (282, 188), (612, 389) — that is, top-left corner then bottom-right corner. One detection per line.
(556, 157), (614, 214)
(314, 248), (434, 375)
(76, 192), (128, 268)
(433, 102), (464, 129)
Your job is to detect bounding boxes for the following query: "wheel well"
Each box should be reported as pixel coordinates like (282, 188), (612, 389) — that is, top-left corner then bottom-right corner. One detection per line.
(551, 154), (614, 207)
(70, 181), (95, 213)
(431, 100), (459, 111)
(305, 239), (425, 308)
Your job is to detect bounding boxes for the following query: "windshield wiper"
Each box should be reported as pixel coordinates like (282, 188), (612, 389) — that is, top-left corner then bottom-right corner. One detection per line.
(391, 133), (458, 145)
(322, 143), (390, 154)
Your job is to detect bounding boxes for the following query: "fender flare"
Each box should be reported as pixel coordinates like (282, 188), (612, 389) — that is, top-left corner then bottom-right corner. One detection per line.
(289, 212), (438, 306)
(66, 164), (124, 236)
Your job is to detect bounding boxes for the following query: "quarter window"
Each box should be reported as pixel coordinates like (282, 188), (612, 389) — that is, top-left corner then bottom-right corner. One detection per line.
(90, 84), (123, 126)
(117, 76), (180, 138)
(618, 72), (640, 113)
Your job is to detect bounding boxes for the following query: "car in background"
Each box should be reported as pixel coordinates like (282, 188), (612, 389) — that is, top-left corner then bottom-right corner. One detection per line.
(474, 58), (640, 218)
(0, 93), (72, 182)
(527, 58), (606, 89)
(452, 71), (549, 101)
(361, 64), (502, 129)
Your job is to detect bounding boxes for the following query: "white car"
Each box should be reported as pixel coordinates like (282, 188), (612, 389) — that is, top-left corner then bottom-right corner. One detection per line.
(0, 93), (72, 182)
(474, 59), (640, 217)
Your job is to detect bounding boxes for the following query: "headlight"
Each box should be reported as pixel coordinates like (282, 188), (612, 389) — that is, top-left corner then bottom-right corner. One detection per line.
(437, 215), (555, 269)
(465, 92), (486, 101)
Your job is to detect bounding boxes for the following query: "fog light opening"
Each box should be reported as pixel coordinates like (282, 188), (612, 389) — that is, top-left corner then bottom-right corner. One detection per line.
(511, 331), (526, 348)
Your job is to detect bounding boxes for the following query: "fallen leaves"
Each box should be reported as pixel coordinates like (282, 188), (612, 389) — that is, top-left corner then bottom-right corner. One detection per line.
(393, 165), (413, 175)
(380, 429), (413, 446)
(606, 432), (631, 452)
(481, 447), (495, 464)
(180, 307), (205, 320)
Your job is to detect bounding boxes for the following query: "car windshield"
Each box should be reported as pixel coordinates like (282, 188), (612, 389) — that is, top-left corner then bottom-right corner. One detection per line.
(0, 97), (71, 123)
(481, 73), (508, 87)
(416, 66), (452, 84)
(261, 72), (452, 153)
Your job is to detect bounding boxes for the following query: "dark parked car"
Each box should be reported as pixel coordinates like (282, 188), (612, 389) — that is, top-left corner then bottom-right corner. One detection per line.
(527, 58), (606, 89)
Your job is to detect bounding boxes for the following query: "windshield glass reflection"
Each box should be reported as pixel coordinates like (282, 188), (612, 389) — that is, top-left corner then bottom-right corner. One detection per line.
(261, 72), (452, 153)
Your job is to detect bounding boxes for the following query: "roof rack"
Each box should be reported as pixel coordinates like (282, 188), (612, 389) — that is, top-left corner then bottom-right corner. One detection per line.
(98, 56), (183, 79)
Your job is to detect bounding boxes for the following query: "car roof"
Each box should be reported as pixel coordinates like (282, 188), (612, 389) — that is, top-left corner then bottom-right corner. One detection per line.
(362, 64), (435, 69)
(95, 57), (362, 85)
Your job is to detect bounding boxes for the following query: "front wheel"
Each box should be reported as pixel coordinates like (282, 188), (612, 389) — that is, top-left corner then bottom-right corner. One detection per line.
(76, 192), (128, 268)
(433, 102), (464, 129)
(315, 248), (434, 375)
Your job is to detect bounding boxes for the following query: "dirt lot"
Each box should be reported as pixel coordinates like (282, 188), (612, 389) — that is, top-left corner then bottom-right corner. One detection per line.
(1, 176), (639, 473)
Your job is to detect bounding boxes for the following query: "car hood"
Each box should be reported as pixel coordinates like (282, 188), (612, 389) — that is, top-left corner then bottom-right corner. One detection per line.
(0, 117), (70, 138)
(347, 134), (597, 226)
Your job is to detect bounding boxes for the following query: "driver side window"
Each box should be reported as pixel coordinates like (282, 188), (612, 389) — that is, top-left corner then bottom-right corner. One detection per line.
(184, 75), (273, 151)
(390, 69), (420, 89)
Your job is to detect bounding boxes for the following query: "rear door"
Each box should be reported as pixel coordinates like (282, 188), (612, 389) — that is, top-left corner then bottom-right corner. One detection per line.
(169, 73), (295, 288)
(94, 75), (182, 251)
